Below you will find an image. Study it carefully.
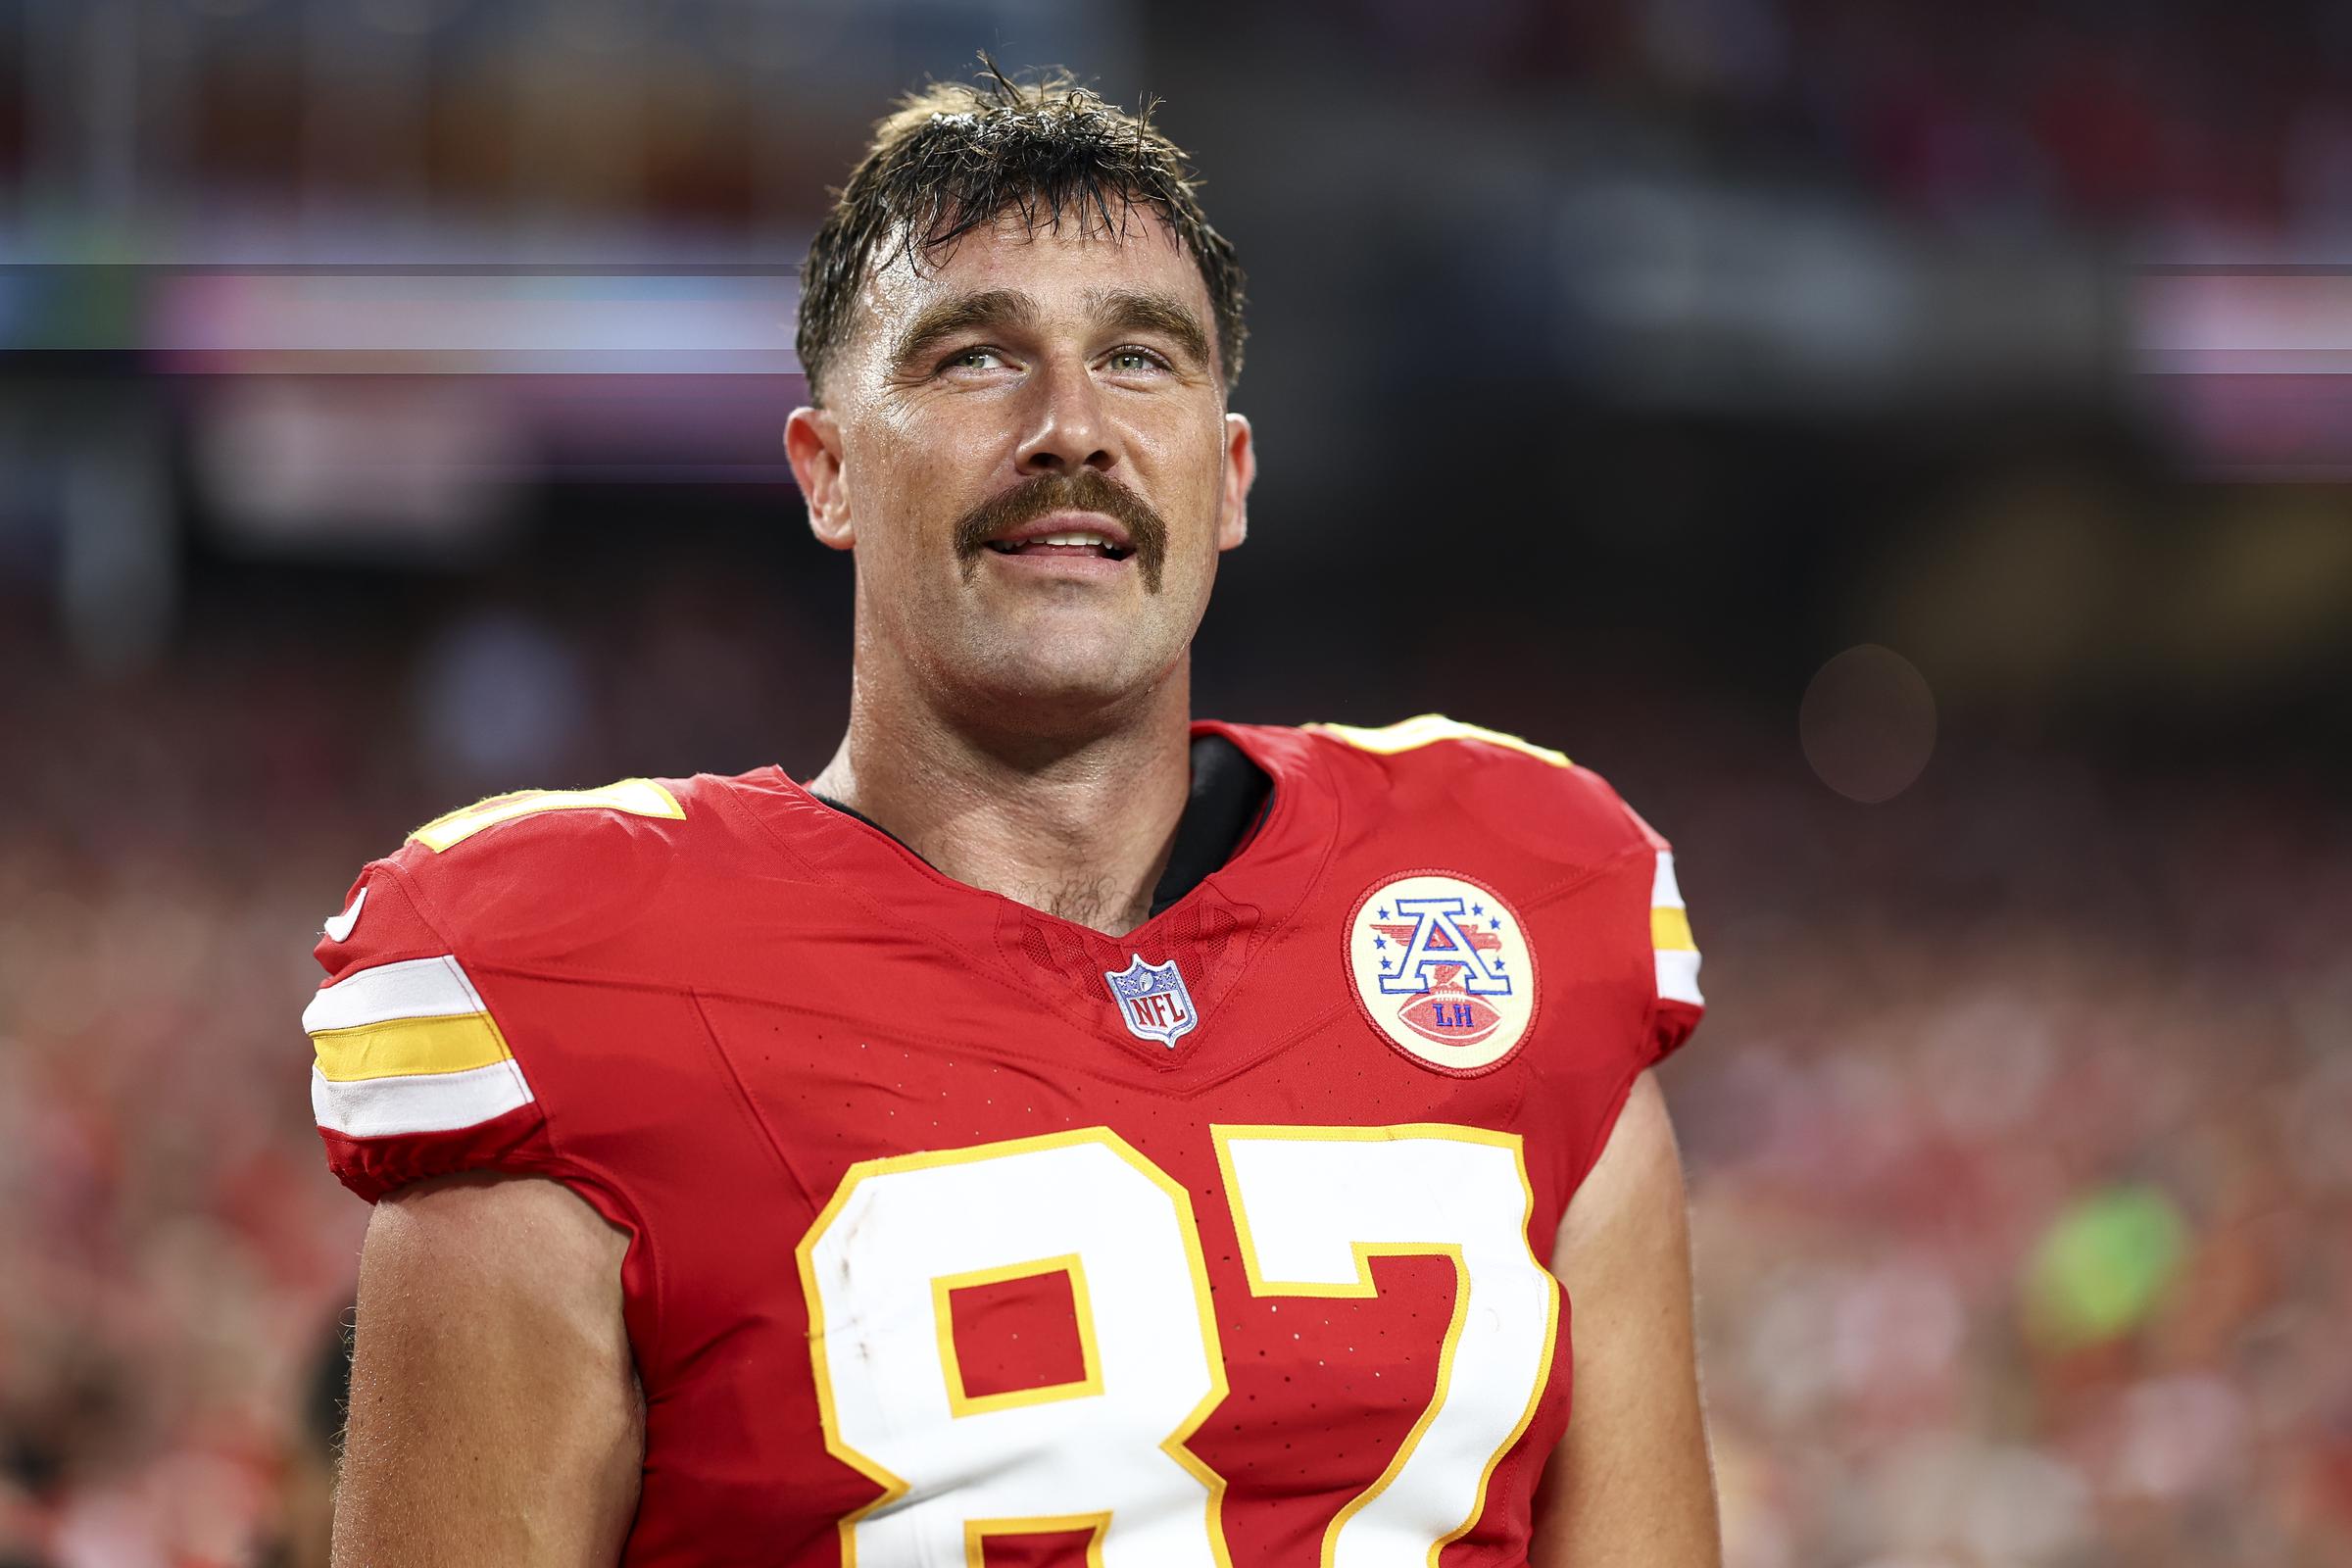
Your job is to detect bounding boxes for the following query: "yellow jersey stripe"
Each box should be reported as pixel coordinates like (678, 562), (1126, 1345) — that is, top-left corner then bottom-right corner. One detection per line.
(1650, 906), (1696, 953)
(311, 1012), (513, 1083)
(1305, 714), (1571, 769)
(1650, 849), (1702, 1004)
(412, 777), (683, 853)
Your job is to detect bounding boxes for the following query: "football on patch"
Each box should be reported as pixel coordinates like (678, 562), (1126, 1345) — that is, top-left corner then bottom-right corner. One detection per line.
(1396, 987), (1503, 1049)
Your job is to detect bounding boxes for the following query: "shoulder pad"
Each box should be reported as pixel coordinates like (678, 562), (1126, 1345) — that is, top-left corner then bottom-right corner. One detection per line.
(1303, 713), (1572, 769)
(407, 777), (685, 853)
(1306, 713), (1703, 1054)
(383, 775), (696, 967)
(1304, 713), (1649, 861)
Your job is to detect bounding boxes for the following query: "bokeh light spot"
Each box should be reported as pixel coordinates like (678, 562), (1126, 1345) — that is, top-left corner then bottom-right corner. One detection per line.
(1799, 644), (1937, 803)
(2022, 1184), (2188, 1352)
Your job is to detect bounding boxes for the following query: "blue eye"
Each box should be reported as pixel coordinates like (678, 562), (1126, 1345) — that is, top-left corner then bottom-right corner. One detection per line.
(1106, 348), (1167, 373)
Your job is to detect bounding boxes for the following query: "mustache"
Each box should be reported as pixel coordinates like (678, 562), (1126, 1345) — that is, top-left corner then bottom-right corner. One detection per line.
(951, 470), (1170, 593)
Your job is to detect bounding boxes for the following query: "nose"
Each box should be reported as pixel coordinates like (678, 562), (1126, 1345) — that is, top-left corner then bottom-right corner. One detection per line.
(1014, 362), (1118, 476)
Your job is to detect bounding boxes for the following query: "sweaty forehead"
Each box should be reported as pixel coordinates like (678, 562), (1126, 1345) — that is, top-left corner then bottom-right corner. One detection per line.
(854, 207), (1212, 348)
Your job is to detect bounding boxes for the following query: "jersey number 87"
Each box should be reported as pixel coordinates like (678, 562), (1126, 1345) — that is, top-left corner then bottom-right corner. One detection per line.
(797, 1123), (1561, 1568)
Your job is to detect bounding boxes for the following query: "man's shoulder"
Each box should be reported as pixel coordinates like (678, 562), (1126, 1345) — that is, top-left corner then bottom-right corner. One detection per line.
(1271, 713), (1662, 865)
(303, 769), (801, 1203)
(330, 769), (788, 970)
(1273, 713), (1705, 1065)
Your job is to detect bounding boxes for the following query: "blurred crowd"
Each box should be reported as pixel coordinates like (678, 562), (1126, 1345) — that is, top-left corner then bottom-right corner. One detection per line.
(0, 584), (2344, 1567)
(1315, 0), (2352, 245)
(1675, 736), (2352, 1567)
(16, 0), (2343, 247)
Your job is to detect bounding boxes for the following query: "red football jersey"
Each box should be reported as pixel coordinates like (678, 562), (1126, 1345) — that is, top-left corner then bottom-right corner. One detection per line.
(304, 715), (1703, 1567)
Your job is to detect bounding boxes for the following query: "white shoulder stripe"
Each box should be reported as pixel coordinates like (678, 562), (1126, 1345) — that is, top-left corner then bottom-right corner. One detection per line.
(1651, 850), (1687, 910)
(1656, 948), (1704, 1007)
(311, 1059), (534, 1138)
(302, 955), (487, 1035)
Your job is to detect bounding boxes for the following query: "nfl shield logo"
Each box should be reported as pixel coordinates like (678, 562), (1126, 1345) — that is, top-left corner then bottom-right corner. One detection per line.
(1102, 954), (1200, 1049)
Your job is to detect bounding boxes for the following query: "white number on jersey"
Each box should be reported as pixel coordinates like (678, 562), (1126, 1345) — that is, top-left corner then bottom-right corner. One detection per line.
(796, 1124), (1560, 1567)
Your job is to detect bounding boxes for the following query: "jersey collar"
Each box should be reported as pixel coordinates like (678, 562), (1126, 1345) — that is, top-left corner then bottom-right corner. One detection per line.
(743, 720), (1340, 1072)
(808, 729), (1273, 916)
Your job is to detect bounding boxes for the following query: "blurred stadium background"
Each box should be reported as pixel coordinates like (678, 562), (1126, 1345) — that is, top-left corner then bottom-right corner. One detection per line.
(2, 0), (2349, 1563)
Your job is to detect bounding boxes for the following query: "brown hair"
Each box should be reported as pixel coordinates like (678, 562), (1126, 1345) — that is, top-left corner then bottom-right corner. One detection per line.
(795, 65), (1247, 404)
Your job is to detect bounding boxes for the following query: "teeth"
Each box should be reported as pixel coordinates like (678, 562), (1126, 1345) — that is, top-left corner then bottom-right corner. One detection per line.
(986, 529), (1129, 556)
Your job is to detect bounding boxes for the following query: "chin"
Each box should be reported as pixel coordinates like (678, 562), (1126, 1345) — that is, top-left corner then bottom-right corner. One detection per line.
(952, 626), (1174, 720)
(996, 651), (1152, 710)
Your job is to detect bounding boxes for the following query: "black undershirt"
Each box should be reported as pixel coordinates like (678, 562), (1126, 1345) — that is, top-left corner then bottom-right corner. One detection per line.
(811, 732), (1273, 917)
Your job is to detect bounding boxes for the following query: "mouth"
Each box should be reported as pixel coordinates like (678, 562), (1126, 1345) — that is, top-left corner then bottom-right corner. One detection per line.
(953, 476), (1168, 592)
(982, 512), (1136, 563)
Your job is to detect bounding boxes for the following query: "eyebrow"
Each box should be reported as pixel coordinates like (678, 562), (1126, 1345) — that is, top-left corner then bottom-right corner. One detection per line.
(888, 289), (1042, 372)
(1086, 288), (1213, 372)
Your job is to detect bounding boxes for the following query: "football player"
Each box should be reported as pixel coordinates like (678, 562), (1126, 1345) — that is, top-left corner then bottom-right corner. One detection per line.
(309, 69), (1719, 1567)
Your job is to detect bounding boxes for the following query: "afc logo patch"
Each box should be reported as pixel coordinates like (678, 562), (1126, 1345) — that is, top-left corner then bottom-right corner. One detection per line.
(1346, 871), (1539, 1075)
(1102, 954), (1200, 1049)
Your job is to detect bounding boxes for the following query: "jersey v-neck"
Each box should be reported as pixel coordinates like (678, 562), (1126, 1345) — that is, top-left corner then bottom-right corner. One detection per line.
(809, 730), (1272, 917)
(726, 720), (1341, 1073)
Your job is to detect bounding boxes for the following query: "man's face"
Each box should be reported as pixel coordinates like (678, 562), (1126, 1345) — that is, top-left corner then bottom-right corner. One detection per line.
(786, 208), (1253, 726)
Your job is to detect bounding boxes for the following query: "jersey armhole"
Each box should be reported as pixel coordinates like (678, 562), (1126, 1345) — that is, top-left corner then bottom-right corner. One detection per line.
(1562, 996), (1664, 1205)
(1559, 841), (1699, 1202)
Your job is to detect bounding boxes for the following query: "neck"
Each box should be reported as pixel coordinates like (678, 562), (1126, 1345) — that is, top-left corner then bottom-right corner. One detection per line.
(808, 654), (1195, 939)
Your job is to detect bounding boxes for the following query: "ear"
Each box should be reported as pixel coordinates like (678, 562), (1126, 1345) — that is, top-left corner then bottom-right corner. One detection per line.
(785, 405), (853, 550)
(1217, 412), (1255, 552)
